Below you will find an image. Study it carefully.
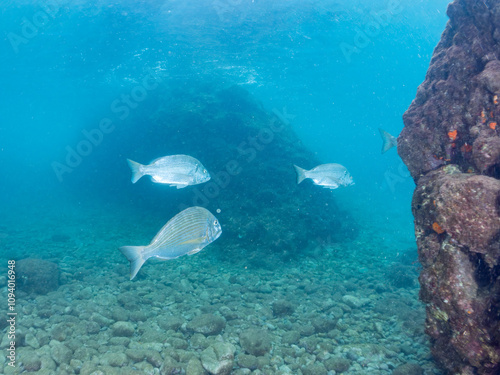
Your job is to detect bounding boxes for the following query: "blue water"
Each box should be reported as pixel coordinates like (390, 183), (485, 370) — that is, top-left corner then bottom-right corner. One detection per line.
(1, 1), (451, 373)
(1, 0), (449, 252)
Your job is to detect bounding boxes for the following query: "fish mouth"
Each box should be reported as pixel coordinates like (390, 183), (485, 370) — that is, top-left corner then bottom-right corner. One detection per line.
(197, 176), (211, 184)
(214, 229), (222, 240)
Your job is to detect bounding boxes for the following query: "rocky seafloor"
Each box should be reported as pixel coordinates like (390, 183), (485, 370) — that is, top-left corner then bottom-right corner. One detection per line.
(0, 199), (442, 375)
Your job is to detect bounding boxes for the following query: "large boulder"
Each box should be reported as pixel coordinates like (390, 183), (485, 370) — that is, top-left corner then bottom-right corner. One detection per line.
(17, 258), (59, 295)
(399, 0), (500, 373)
(413, 166), (500, 373)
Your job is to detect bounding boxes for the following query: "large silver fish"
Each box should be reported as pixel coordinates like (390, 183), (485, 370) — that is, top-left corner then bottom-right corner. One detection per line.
(126, 155), (210, 188)
(294, 163), (354, 189)
(120, 207), (222, 280)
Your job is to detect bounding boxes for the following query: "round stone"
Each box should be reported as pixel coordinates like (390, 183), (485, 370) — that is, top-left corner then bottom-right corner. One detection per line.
(201, 342), (235, 375)
(239, 329), (272, 357)
(186, 314), (226, 336)
(111, 321), (135, 337)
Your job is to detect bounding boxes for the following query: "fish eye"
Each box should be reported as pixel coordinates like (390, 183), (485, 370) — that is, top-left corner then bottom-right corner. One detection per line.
(203, 169), (207, 174)
(214, 220), (218, 226)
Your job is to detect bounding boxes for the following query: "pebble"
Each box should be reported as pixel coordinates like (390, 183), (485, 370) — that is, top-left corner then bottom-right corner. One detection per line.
(25, 333), (40, 349)
(50, 343), (73, 365)
(157, 315), (184, 331)
(186, 357), (206, 375)
(22, 354), (42, 371)
(187, 314), (226, 336)
(200, 342), (235, 375)
(100, 352), (128, 367)
(111, 321), (135, 337)
(341, 295), (370, 309)
(239, 328), (272, 356)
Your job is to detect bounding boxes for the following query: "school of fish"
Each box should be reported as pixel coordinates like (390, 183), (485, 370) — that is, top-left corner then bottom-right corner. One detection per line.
(122, 151), (355, 279)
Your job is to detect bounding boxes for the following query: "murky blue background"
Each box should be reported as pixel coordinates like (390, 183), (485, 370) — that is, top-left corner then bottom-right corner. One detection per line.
(1, 0), (450, 247)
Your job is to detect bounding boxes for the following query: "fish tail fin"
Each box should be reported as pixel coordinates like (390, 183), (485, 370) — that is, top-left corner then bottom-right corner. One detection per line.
(119, 246), (146, 280)
(127, 159), (144, 183)
(294, 165), (307, 184)
(378, 128), (397, 154)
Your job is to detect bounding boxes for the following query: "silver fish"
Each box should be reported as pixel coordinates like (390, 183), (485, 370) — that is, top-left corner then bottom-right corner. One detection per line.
(120, 207), (222, 280)
(294, 163), (354, 189)
(126, 155), (210, 188)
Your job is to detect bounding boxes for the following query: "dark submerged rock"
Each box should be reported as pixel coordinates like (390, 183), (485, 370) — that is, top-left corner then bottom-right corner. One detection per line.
(392, 363), (423, 375)
(128, 82), (358, 263)
(239, 328), (272, 356)
(272, 299), (295, 317)
(324, 356), (351, 373)
(399, 0), (500, 373)
(17, 258), (59, 295)
(186, 314), (226, 336)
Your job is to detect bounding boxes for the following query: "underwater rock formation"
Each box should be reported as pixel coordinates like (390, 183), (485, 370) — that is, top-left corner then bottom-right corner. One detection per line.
(399, 0), (500, 373)
(129, 82), (358, 264)
(17, 258), (60, 295)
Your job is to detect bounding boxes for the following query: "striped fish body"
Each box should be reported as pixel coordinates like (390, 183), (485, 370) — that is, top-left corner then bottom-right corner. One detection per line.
(120, 207), (222, 280)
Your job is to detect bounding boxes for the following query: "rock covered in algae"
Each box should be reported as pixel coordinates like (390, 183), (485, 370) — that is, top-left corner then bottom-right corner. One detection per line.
(399, 1), (500, 372)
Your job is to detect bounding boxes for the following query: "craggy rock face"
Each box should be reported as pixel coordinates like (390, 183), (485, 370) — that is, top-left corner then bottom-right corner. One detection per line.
(400, 3), (500, 181)
(413, 167), (500, 373)
(413, 166), (500, 264)
(399, 0), (500, 373)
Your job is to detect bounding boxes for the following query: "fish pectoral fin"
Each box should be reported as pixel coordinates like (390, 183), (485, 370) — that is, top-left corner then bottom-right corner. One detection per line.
(187, 248), (202, 255)
(323, 178), (340, 189)
(175, 184), (188, 189)
(151, 176), (165, 183)
(152, 255), (175, 261)
(324, 182), (339, 189)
